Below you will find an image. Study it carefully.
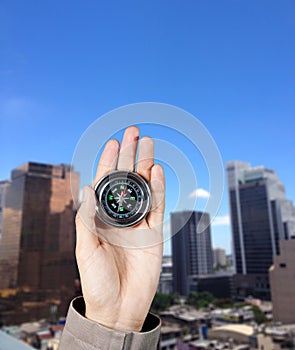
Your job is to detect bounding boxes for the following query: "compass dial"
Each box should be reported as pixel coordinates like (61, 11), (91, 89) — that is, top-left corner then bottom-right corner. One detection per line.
(94, 171), (151, 227)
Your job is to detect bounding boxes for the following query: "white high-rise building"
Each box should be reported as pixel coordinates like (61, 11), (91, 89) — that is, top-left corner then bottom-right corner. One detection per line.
(213, 247), (226, 267)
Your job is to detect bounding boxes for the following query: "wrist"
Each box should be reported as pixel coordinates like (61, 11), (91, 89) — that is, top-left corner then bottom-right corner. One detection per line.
(85, 305), (146, 332)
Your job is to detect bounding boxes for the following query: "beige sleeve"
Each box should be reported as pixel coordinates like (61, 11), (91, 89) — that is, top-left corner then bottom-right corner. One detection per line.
(58, 297), (161, 350)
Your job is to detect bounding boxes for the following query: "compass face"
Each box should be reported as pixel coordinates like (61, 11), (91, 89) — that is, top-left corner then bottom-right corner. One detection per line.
(94, 171), (151, 227)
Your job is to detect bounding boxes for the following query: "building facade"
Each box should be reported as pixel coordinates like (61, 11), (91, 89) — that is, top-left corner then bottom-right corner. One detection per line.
(213, 247), (227, 268)
(227, 161), (295, 299)
(0, 162), (80, 318)
(0, 180), (9, 243)
(197, 274), (234, 299)
(171, 211), (214, 296)
(158, 256), (173, 295)
(270, 239), (295, 324)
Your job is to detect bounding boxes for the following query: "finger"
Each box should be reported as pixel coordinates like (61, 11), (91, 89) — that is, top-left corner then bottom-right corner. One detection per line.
(147, 164), (165, 228)
(117, 126), (139, 171)
(93, 139), (119, 186)
(75, 186), (100, 255)
(136, 136), (154, 182)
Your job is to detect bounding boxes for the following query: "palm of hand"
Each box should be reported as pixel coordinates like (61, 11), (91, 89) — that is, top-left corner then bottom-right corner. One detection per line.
(75, 127), (165, 332)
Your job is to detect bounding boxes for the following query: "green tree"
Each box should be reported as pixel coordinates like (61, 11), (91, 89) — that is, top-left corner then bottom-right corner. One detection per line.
(151, 292), (174, 312)
(214, 263), (229, 271)
(233, 301), (248, 309)
(213, 298), (234, 309)
(171, 292), (181, 305)
(186, 291), (214, 309)
(251, 305), (268, 325)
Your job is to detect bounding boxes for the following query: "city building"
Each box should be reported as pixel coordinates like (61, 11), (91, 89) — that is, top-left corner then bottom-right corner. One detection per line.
(226, 161), (295, 300)
(0, 180), (9, 242)
(256, 325), (295, 350)
(158, 324), (182, 350)
(226, 254), (234, 267)
(211, 306), (254, 325)
(160, 304), (209, 338)
(213, 247), (226, 268)
(158, 255), (173, 294)
(171, 211), (214, 296)
(269, 239), (295, 324)
(196, 274), (234, 299)
(0, 162), (80, 321)
(208, 324), (254, 345)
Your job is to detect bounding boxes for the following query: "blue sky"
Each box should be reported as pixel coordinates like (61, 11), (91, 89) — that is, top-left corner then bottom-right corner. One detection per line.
(1, 1), (295, 254)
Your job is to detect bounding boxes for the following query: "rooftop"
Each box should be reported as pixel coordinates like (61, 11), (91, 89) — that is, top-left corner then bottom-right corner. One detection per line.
(264, 324), (295, 336)
(211, 324), (254, 337)
(161, 325), (182, 334)
(161, 304), (208, 321)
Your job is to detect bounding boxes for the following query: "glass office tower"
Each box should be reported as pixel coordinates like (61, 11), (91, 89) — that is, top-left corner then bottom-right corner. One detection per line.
(0, 162), (80, 320)
(171, 211), (214, 296)
(226, 161), (295, 299)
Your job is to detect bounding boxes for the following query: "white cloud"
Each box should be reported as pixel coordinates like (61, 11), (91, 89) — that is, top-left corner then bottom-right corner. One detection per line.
(188, 188), (210, 199)
(212, 215), (230, 226)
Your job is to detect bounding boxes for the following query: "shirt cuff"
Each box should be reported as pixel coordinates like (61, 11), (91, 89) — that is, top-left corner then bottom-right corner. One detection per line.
(59, 296), (161, 350)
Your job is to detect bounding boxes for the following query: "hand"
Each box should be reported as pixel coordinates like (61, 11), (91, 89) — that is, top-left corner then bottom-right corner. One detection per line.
(75, 126), (165, 332)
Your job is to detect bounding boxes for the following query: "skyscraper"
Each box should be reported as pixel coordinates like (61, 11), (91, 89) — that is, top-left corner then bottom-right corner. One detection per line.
(158, 256), (173, 294)
(213, 247), (227, 268)
(171, 211), (213, 296)
(226, 161), (295, 299)
(0, 180), (9, 242)
(0, 162), (80, 319)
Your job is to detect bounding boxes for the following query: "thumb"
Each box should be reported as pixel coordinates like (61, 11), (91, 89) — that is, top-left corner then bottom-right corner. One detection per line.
(76, 186), (100, 252)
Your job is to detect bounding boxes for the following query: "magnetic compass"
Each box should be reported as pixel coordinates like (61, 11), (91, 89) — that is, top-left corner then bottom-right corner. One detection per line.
(94, 171), (151, 227)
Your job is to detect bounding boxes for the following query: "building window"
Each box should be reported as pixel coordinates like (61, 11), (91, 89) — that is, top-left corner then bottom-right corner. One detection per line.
(279, 263), (286, 268)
